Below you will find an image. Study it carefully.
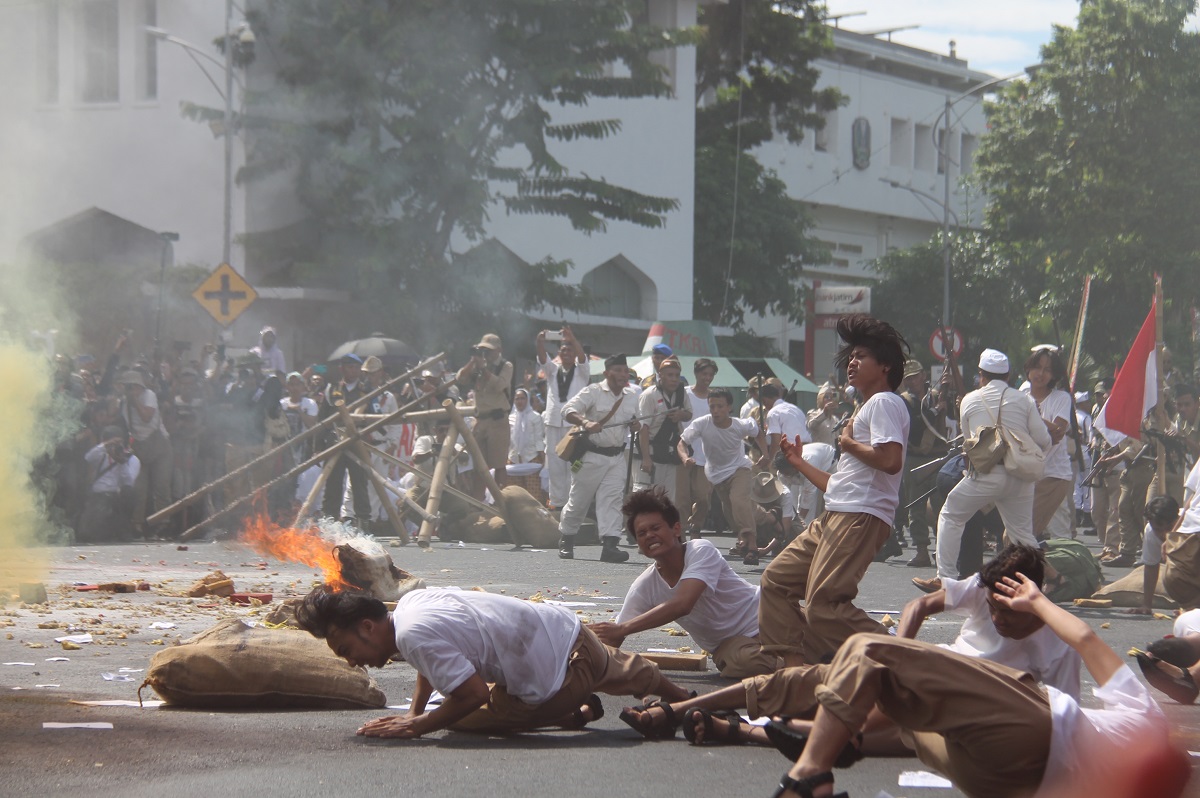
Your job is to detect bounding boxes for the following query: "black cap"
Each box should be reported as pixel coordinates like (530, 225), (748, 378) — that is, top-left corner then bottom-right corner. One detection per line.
(604, 354), (627, 369)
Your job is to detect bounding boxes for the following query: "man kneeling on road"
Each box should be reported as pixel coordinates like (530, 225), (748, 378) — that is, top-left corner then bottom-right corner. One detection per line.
(296, 585), (692, 738)
(590, 488), (780, 679)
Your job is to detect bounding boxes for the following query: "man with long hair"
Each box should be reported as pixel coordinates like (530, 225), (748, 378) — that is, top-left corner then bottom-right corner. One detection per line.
(758, 314), (911, 666)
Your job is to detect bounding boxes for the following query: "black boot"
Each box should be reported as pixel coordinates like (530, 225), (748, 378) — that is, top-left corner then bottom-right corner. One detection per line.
(600, 537), (629, 563)
(558, 535), (575, 560)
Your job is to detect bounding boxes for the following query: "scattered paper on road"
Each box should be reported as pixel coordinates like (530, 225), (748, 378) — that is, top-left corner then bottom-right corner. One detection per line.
(543, 600), (597, 607)
(101, 672), (134, 682)
(71, 699), (163, 709)
(43, 722), (113, 730)
(117, 668), (143, 673)
(898, 771), (953, 788)
(45, 657), (70, 662)
(147, 622), (176, 630)
(4, 662), (35, 666)
(54, 634), (93, 645)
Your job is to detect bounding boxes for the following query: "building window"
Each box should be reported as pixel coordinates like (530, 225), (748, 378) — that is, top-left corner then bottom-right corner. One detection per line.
(889, 119), (911, 169)
(914, 123), (934, 172)
(136, 0), (158, 101)
(38, 1), (60, 104)
(814, 111), (837, 154)
(960, 133), (978, 175)
(77, 0), (120, 103)
(582, 260), (642, 319)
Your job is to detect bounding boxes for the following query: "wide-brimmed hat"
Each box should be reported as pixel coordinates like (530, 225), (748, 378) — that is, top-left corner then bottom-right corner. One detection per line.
(903, 359), (924, 378)
(362, 355), (384, 373)
(475, 333), (502, 350)
(750, 472), (786, 505)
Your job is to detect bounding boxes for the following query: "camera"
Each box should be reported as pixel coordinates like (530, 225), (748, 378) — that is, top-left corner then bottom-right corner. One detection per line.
(471, 346), (485, 357)
(544, 330), (564, 343)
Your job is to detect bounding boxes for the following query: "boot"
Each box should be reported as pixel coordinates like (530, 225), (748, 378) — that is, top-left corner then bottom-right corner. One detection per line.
(600, 536), (629, 563)
(558, 535), (575, 560)
(873, 534), (903, 562)
(906, 548), (933, 568)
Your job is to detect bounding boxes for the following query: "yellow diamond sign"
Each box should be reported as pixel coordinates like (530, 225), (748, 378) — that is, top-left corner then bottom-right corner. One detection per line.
(193, 263), (257, 327)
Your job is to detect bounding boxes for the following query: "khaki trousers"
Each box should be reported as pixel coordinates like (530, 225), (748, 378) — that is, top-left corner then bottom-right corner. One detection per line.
(758, 511), (891, 662)
(675, 462), (712, 532)
(472, 416), (511, 474)
(710, 634), (781, 679)
(1090, 471), (1121, 549)
(711, 467), (756, 546)
(451, 625), (665, 732)
(1031, 476), (1072, 538)
(131, 430), (173, 530)
(1163, 530), (1200, 610)
(743, 634), (1051, 798)
(1118, 461), (1156, 558)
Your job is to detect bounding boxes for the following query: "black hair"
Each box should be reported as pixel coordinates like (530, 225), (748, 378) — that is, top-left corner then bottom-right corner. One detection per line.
(833, 314), (910, 392)
(1145, 495), (1181, 526)
(1174, 384), (1197, 401)
(693, 358), (718, 375)
(294, 586), (387, 639)
(1023, 348), (1067, 390)
(622, 486), (681, 538)
(760, 383), (781, 400)
(708, 388), (734, 406)
(977, 544), (1045, 592)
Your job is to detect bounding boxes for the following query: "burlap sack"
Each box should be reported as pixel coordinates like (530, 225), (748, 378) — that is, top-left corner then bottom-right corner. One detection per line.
(457, 511), (511, 544)
(1091, 567), (1178, 609)
(500, 485), (560, 547)
(140, 618), (386, 709)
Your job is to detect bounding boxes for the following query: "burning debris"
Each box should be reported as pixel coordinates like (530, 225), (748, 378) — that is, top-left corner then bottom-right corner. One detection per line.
(239, 515), (424, 601)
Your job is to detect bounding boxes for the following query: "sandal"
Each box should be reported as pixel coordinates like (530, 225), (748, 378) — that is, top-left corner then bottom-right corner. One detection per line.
(682, 708), (746, 746)
(764, 719), (863, 768)
(1147, 637), (1200, 670)
(618, 699), (680, 739)
(770, 771), (847, 798)
(571, 694), (605, 728)
(1135, 652), (1198, 704)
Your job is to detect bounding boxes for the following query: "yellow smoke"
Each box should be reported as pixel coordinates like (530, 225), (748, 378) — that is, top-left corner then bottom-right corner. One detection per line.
(0, 344), (53, 591)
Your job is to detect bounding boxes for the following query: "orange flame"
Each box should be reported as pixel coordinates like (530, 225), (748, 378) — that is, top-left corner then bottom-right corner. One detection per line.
(239, 511), (361, 592)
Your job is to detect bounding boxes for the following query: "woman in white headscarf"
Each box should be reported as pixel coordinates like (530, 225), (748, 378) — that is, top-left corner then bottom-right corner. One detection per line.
(508, 388), (545, 465)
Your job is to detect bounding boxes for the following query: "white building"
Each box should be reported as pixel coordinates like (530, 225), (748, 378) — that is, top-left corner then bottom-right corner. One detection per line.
(749, 27), (995, 377)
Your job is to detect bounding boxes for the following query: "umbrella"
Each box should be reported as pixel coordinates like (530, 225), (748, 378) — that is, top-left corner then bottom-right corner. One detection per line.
(328, 333), (418, 366)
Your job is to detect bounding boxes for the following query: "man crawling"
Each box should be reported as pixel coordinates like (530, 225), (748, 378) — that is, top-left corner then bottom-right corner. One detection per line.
(295, 585), (691, 737)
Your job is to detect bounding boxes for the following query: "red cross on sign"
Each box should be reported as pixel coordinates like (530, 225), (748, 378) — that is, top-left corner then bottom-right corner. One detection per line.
(193, 263), (257, 327)
(929, 327), (964, 362)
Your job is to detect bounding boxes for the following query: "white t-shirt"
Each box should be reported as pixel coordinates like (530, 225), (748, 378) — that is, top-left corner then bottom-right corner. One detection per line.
(1174, 607), (1200, 636)
(541, 357), (589, 428)
(680, 415), (758, 485)
(124, 388), (167, 441)
(683, 388), (710, 466)
(1185, 458), (1200, 501)
(84, 444), (140, 493)
(391, 588), (580, 706)
(940, 577), (1081, 699)
(766, 400), (812, 445)
(1041, 665), (1167, 791)
(1025, 388), (1073, 480)
(823, 391), (909, 524)
(1142, 522), (1166, 566)
(280, 396), (318, 439)
(739, 397), (759, 419)
(616, 540), (759, 653)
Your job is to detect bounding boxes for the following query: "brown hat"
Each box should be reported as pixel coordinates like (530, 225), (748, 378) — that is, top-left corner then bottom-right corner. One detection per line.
(903, 359), (924, 379)
(750, 472), (786, 505)
(475, 333), (502, 350)
(362, 355), (384, 373)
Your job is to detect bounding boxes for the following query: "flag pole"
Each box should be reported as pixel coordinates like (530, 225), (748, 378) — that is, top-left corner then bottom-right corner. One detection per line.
(1154, 276), (1167, 496)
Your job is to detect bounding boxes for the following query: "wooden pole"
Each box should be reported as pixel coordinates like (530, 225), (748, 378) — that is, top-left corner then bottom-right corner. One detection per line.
(363, 441), (500, 518)
(417, 427), (460, 548)
(444, 400), (507, 511)
(147, 353), (448, 523)
(1154, 276), (1168, 496)
(343, 451), (436, 522)
(295, 454), (341, 525)
(337, 403), (411, 546)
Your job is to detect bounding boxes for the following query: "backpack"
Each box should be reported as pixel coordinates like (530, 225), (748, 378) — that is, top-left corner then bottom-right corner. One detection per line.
(1042, 539), (1103, 602)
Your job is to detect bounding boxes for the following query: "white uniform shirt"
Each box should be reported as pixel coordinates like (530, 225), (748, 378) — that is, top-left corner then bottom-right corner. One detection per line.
(541, 357), (590, 428)
(638, 384), (691, 439)
(766, 399), (812, 445)
(561, 382), (639, 449)
(824, 391), (909, 524)
(681, 415), (758, 485)
(683, 388), (711, 466)
(392, 588), (580, 706)
(1023, 387), (1073, 480)
(960, 380), (1052, 464)
(941, 576), (1081, 699)
(616, 540), (759, 653)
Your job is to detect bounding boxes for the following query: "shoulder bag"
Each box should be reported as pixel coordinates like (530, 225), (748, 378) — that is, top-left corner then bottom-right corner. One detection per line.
(555, 394), (624, 462)
(962, 389), (1008, 474)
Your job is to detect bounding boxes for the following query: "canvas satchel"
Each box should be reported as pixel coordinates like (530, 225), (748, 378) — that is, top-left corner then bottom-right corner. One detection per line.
(554, 394), (624, 462)
(963, 389), (1008, 474)
(1000, 423), (1047, 482)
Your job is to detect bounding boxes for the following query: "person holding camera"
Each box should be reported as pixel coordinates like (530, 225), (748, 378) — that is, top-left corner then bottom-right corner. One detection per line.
(537, 327), (589, 510)
(636, 357), (691, 503)
(457, 334), (514, 487)
(77, 426), (141, 543)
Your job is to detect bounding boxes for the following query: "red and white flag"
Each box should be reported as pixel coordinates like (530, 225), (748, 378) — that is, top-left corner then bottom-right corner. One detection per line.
(1095, 298), (1157, 444)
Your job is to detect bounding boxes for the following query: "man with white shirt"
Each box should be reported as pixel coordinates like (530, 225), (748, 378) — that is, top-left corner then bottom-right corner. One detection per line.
(759, 314), (911, 665)
(296, 584), (691, 737)
(537, 326), (589, 510)
(77, 426), (141, 543)
(557, 354), (639, 563)
(679, 389), (763, 565)
(636, 357), (692, 502)
(918, 349), (1052, 590)
(677, 358), (718, 540)
(757, 382), (812, 522)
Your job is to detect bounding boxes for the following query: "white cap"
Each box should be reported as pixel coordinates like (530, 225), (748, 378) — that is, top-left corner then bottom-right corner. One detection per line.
(978, 348), (1010, 374)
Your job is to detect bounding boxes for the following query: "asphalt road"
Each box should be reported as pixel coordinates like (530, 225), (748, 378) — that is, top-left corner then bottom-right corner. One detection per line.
(1, 529), (1198, 798)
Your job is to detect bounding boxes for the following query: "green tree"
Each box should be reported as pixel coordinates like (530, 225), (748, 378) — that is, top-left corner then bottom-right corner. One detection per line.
(975, 0), (1200, 369)
(691, 0), (841, 328)
(236, 0), (686, 350)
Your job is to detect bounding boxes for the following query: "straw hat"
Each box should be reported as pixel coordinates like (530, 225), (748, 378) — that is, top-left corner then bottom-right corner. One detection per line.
(750, 471), (786, 505)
